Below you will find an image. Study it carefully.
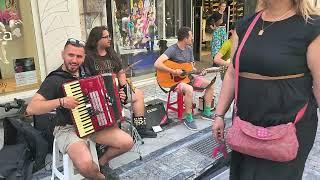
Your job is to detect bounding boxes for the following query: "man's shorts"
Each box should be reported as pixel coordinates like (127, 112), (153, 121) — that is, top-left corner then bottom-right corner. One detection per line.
(175, 75), (208, 92)
(53, 124), (95, 154)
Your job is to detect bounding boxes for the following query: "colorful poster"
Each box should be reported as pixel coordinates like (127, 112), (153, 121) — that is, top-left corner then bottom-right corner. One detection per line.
(0, 0), (19, 25)
(115, 0), (156, 49)
(5, 0), (17, 10)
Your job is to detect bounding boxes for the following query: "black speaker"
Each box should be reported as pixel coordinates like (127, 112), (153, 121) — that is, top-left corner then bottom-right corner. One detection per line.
(194, 0), (202, 6)
(145, 102), (167, 129)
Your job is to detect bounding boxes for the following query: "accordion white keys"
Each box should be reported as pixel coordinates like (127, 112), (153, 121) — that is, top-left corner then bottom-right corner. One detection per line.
(63, 74), (123, 137)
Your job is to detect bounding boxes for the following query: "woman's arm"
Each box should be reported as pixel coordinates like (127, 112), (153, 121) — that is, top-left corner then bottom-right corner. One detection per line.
(307, 35), (320, 106)
(213, 52), (230, 66)
(214, 32), (239, 116)
(212, 30), (239, 142)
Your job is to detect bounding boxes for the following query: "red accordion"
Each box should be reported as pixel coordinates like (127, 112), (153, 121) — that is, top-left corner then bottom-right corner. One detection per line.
(63, 74), (123, 137)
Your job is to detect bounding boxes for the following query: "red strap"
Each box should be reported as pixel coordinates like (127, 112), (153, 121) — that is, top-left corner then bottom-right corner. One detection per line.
(234, 11), (308, 124)
(293, 102), (308, 125)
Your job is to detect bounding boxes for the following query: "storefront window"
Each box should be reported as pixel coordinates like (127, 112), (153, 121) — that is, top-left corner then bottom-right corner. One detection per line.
(112, 0), (157, 52)
(79, 0), (107, 40)
(0, 0), (40, 95)
(165, 0), (177, 38)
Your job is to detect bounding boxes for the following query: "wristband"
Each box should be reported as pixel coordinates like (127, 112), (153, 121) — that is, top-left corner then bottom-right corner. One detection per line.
(213, 113), (224, 119)
(59, 98), (62, 107)
(62, 98), (64, 107)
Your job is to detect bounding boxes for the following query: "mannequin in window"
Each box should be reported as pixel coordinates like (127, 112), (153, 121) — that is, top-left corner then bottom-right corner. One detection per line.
(8, 11), (22, 38)
(165, 11), (173, 37)
(0, 22), (9, 64)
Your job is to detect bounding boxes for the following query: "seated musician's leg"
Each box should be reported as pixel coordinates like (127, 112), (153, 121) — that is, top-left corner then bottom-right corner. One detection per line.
(176, 83), (198, 131)
(131, 88), (157, 138)
(93, 125), (134, 166)
(53, 125), (105, 180)
(192, 75), (215, 119)
(131, 88), (144, 116)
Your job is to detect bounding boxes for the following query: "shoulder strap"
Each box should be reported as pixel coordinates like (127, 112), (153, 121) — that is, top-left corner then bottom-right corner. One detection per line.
(79, 65), (91, 78)
(47, 66), (89, 79)
(293, 102), (308, 125)
(234, 12), (263, 112)
(47, 69), (73, 79)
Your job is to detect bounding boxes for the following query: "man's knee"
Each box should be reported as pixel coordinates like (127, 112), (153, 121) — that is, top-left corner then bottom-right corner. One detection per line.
(184, 84), (193, 95)
(75, 156), (94, 174)
(134, 88), (144, 99)
(119, 136), (134, 152)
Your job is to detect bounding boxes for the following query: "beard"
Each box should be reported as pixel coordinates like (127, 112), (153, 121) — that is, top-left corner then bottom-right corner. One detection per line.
(64, 62), (80, 74)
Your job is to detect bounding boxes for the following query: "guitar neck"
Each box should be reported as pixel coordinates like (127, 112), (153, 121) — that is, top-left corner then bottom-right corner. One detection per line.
(185, 68), (220, 75)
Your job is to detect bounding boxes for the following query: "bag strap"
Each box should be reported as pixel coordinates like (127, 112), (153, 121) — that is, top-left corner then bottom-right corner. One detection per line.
(293, 102), (308, 125)
(234, 11), (308, 124)
(234, 11), (262, 111)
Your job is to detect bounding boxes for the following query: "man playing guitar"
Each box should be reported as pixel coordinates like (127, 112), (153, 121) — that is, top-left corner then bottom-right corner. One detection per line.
(154, 27), (215, 131)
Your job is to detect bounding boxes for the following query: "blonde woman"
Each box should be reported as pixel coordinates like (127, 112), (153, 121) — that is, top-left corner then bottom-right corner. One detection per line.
(212, 0), (320, 179)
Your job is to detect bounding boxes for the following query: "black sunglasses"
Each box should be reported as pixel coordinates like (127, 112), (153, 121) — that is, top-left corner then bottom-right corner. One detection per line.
(65, 38), (86, 47)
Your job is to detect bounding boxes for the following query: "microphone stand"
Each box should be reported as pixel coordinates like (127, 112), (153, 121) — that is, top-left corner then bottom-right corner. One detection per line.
(126, 57), (144, 160)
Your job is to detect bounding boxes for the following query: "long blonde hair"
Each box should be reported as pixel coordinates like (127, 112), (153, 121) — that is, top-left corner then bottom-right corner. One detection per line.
(257, 0), (320, 21)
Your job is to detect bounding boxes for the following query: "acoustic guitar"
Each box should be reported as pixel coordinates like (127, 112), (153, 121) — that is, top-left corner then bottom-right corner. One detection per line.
(156, 60), (220, 88)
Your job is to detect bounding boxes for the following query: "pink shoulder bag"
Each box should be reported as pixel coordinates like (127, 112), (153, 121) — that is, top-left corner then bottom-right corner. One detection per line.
(225, 12), (308, 162)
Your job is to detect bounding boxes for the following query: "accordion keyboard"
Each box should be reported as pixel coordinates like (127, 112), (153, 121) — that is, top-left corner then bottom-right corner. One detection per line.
(64, 81), (95, 137)
(63, 75), (119, 137)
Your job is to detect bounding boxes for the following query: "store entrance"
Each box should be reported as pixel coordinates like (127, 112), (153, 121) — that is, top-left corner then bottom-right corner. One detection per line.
(165, 0), (192, 39)
(195, 0), (245, 67)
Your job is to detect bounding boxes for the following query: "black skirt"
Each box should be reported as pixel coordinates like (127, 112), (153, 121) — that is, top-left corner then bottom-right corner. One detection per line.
(229, 76), (318, 180)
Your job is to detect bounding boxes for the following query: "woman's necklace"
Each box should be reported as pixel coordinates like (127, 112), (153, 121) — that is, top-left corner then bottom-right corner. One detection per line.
(258, 9), (292, 36)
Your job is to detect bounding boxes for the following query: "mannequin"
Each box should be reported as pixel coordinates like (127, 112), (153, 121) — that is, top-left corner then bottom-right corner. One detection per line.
(8, 11), (23, 38)
(0, 22), (9, 64)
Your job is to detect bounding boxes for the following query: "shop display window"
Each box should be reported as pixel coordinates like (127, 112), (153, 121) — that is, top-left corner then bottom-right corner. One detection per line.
(0, 0), (40, 95)
(112, 0), (157, 52)
(80, 0), (107, 40)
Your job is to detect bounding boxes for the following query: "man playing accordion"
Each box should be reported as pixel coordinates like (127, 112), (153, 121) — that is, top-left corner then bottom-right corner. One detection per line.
(26, 38), (133, 180)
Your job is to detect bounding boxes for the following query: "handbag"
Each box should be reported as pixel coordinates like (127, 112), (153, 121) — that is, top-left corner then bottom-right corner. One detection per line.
(225, 12), (308, 162)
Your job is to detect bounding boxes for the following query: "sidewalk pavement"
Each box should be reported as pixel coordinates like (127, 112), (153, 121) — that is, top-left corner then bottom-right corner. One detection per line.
(1, 71), (319, 180)
(111, 73), (320, 180)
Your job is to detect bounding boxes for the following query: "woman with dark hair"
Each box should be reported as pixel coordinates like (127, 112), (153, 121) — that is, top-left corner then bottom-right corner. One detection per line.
(83, 26), (157, 138)
(84, 26), (122, 74)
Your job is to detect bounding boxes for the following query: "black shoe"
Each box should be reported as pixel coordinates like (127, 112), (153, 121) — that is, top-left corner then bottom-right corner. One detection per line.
(100, 164), (120, 180)
(137, 128), (157, 138)
(96, 144), (109, 159)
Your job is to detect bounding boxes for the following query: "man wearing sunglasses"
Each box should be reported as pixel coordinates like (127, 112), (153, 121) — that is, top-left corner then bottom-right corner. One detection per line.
(26, 38), (134, 180)
(83, 26), (157, 139)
